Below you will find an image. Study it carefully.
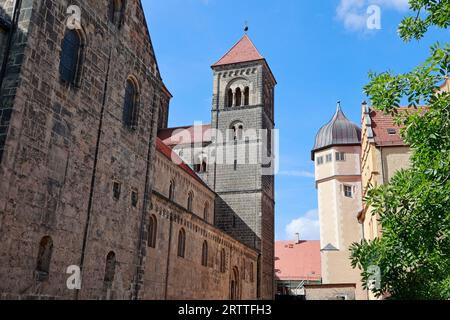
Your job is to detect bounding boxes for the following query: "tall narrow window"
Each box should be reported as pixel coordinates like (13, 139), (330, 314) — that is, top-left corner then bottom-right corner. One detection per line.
(169, 180), (175, 201)
(148, 215), (157, 248)
(220, 249), (226, 273)
(177, 229), (186, 258)
(104, 251), (116, 290)
(201, 241), (208, 267)
(203, 202), (210, 222)
(250, 262), (254, 283)
(244, 87), (250, 105)
(201, 160), (207, 173)
(123, 79), (139, 129)
(36, 236), (53, 281)
(187, 192), (194, 212)
(344, 185), (353, 198)
(59, 30), (82, 85)
(227, 88), (233, 108)
(235, 88), (242, 107)
(109, 0), (125, 27)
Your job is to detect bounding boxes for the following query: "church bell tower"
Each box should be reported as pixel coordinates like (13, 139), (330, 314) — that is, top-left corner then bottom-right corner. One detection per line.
(208, 34), (276, 300)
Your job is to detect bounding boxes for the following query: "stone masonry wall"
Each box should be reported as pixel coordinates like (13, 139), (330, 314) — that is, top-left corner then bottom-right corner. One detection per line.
(0, 0), (165, 299)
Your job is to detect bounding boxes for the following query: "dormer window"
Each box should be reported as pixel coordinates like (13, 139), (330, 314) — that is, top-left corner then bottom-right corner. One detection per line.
(387, 128), (397, 135)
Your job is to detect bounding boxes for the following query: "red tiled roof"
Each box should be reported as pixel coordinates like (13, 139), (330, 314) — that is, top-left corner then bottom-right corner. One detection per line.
(212, 35), (264, 67)
(155, 137), (207, 187)
(158, 124), (212, 147)
(369, 107), (426, 147)
(274, 241), (321, 281)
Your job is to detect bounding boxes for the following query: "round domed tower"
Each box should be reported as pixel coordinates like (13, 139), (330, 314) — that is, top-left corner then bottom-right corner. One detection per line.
(312, 101), (361, 160)
(312, 102), (365, 299)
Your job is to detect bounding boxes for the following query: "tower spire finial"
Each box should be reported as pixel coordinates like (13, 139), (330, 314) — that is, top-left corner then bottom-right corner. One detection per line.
(337, 100), (342, 111)
(244, 21), (249, 34)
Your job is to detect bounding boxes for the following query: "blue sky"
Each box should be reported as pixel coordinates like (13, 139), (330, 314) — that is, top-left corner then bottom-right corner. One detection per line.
(142, 0), (448, 241)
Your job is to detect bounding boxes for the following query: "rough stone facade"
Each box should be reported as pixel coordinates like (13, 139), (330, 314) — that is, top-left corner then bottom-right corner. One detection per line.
(0, 0), (266, 300)
(209, 59), (276, 300)
(143, 144), (258, 300)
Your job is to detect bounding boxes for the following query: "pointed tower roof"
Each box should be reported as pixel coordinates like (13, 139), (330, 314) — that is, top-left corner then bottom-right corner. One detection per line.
(311, 102), (361, 160)
(212, 35), (264, 67)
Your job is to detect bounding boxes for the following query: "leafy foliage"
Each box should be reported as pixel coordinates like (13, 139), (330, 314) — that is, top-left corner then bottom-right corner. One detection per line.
(350, 1), (450, 300)
(398, 0), (450, 41)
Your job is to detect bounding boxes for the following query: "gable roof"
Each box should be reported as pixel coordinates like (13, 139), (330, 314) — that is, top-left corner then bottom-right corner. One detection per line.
(212, 35), (264, 67)
(158, 124), (212, 147)
(155, 138), (210, 188)
(274, 241), (322, 281)
(366, 107), (427, 147)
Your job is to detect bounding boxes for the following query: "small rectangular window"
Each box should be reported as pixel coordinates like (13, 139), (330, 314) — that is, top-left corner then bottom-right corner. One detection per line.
(316, 156), (324, 165)
(131, 190), (138, 207)
(234, 160), (238, 171)
(344, 185), (353, 198)
(326, 154), (332, 163)
(113, 181), (121, 200)
(336, 152), (346, 161)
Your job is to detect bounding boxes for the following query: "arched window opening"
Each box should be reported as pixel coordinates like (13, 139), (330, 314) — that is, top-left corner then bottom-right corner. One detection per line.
(103, 251), (116, 290)
(201, 241), (208, 267)
(177, 229), (186, 258)
(203, 202), (210, 222)
(231, 122), (244, 141)
(123, 79), (139, 129)
(148, 215), (157, 248)
(235, 88), (242, 107)
(108, 0), (125, 27)
(244, 87), (250, 105)
(35, 236), (53, 281)
(187, 192), (194, 212)
(59, 30), (82, 85)
(227, 88), (233, 108)
(201, 160), (207, 173)
(169, 180), (175, 201)
(230, 267), (240, 300)
(220, 249), (226, 273)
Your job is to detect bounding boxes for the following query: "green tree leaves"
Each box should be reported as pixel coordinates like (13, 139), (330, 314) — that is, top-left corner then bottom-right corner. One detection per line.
(351, 0), (450, 300)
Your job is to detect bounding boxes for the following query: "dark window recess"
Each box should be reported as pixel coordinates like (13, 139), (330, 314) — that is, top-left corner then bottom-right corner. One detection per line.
(103, 251), (116, 290)
(113, 181), (121, 200)
(220, 249), (226, 273)
(123, 80), (139, 129)
(177, 229), (186, 258)
(169, 180), (175, 201)
(344, 185), (353, 198)
(317, 156), (324, 165)
(336, 152), (346, 161)
(59, 30), (81, 84)
(201, 241), (208, 267)
(148, 215), (157, 248)
(131, 190), (138, 207)
(387, 128), (397, 135)
(108, 0), (125, 27)
(35, 236), (53, 281)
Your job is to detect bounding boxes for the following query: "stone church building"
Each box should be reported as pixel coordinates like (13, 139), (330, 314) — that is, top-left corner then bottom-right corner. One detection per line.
(0, 0), (275, 300)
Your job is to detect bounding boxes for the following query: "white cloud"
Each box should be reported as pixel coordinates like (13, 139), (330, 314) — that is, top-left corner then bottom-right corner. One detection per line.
(285, 209), (320, 241)
(336, 0), (410, 32)
(278, 170), (315, 178)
